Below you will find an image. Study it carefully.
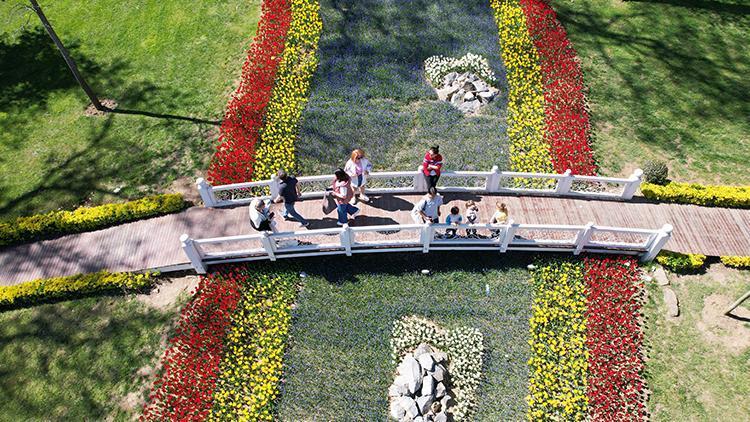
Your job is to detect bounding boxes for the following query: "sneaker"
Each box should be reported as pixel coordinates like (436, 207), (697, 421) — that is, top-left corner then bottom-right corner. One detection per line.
(301, 221), (310, 228)
(336, 221), (345, 226)
(349, 196), (357, 205)
(283, 216), (295, 221)
(360, 193), (370, 202)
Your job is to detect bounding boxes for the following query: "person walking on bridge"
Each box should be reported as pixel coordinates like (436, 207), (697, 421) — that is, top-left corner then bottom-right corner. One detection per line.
(422, 145), (443, 191)
(411, 187), (443, 224)
(331, 168), (360, 226)
(274, 169), (310, 228)
(344, 148), (373, 204)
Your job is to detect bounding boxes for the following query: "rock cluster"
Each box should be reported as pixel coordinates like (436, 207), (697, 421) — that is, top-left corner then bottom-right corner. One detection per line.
(389, 343), (454, 421)
(434, 72), (499, 114)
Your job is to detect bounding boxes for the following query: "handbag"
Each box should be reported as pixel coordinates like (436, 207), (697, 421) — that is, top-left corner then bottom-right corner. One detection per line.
(322, 191), (337, 215)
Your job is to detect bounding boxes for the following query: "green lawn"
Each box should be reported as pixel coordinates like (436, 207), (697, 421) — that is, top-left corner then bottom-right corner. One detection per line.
(644, 264), (750, 421)
(277, 253), (532, 420)
(554, 0), (750, 185)
(0, 295), (178, 420)
(0, 0), (261, 219)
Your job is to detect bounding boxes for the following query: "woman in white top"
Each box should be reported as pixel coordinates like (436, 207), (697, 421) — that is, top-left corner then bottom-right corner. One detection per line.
(249, 198), (277, 232)
(344, 148), (373, 204)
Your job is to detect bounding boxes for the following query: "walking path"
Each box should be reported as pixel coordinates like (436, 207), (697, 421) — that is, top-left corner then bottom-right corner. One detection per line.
(2, 193), (749, 285)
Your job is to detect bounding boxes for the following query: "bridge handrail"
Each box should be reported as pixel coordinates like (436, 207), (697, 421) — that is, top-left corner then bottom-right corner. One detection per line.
(196, 166), (644, 207)
(179, 221), (672, 274)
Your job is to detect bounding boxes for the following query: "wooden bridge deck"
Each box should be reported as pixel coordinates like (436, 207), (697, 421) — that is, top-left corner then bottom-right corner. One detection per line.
(1, 193), (749, 285)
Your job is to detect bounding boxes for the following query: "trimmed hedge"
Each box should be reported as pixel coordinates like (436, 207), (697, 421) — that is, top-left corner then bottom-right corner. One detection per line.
(656, 251), (706, 273)
(641, 182), (750, 208)
(0, 194), (188, 247)
(720, 256), (750, 269)
(0, 271), (154, 308)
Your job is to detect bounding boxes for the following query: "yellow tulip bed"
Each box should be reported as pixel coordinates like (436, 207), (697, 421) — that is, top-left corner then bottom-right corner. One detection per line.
(490, 0), (554, 179)
(209, 268), (298, 421)
(253, 0), (323, 181)
(527, 261), (588, 420)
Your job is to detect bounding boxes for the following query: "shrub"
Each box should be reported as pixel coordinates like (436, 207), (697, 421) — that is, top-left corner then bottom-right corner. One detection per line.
(656, 250), (706, 273)
(424, 53), (496, 87)
(641, 181), (750, 208)
(0, 271), (154, 308)
(0, 193), (188, 247)
(642, 160), (669, 185)
(720, 256), (750, 269)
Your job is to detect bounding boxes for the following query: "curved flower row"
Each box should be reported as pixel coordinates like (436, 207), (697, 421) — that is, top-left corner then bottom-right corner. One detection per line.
(141, 272), (242, 421)
(253, 0), (323, 181)
(208, 269), (298, 421)
(527, 261), (588, 420)
(490, 0), (555, 176)
(206, 0), (292, 185)
(584, 257), (646, 421)
(520, 0), (597, 175)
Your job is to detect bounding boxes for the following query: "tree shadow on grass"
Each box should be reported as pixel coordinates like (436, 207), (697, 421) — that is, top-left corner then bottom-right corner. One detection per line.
(628, 0), (750, 16)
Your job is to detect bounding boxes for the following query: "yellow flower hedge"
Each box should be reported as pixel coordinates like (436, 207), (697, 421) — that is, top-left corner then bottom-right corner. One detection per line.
(721, 256), (750, 269)
(490, 0), (554, 180)
(208, 270), (297, 421)
(641, 181), (750, 209)
(0, 271), (154, 308)
(254, 0), (323, 181)
(527, 261), (588, 421)
(0, 193), (188, 247)
(656, 250), (706, 273)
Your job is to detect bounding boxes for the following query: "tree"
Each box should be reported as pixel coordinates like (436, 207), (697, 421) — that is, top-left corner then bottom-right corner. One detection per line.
(26, 0), (109, 111)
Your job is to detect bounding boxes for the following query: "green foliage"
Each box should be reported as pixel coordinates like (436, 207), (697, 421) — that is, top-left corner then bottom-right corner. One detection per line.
(0, 271), (155, 309)
(642, 160), (669, 185)
(656, 251), (706, 273)
(0, 193), (187, 247)
(720, 256), (750, 269)
(641, 182), (750, 208)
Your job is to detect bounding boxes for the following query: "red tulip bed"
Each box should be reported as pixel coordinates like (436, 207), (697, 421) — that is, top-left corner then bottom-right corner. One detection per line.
(206, 0), (292, 185)
(519, 0), (597, 176)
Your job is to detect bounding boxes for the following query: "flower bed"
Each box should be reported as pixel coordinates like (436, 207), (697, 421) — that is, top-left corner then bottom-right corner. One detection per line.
(721, 256), (750, 269)
(0, 271), (154, 309)
(0, 194), (187, 247)
(641, 181), (750, 209)
(141, 271), (242, 421)
(208, 269), (298, 421)
(490, 0), (554, 176)
(526, 260), (588, 420)
(253, 0), (323, 181)
(584, 257), (646, 421)
(656, 250), (706, 273)
(206, 0), (292, 185)
(519, 0), (597, 176)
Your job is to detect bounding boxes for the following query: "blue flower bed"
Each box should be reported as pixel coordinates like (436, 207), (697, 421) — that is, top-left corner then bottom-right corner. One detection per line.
(297, 0), (510, 174)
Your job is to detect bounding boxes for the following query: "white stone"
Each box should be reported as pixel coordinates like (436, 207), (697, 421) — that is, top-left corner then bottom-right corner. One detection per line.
(390, 399), (406, 420)
(440, 393), (453, 410)
(414, 343), (433, 358)
(430, 363), (446, 382)
(434, 412), (448, 422)
(432, 351), (447, 363)
(464, 91), (475, 101)
(435, 381), (446, 399)
(398, 356), (423, 394)
(421, 375), (435, 396)
(436, 86), (459, 101)
(389, 383), (408, 397)
(664, 287), (680, 317)
(416, 395), (434, 415)
(400, 396), (420, 418)
(654, 266), (670, 286)
(418, 353), (435, 372)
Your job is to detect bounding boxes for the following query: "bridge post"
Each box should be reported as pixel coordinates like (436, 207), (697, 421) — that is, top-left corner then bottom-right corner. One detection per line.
(574, 222), (595, 255)
(180, 234), (207, 274)
(420, 223), (432, 253)
(555, 169), (574, 195)
(260, 232), (277, 261)
(269, 176), (281, 200)
(485, 165), (501, 193)
(621, 169), (644, 200)
(196, 178), (218, 208)
(499, 219), (517, 253)
(341, 224), (353, 256)
(414, 165), (427, 192)
(641, 224), (673, 262)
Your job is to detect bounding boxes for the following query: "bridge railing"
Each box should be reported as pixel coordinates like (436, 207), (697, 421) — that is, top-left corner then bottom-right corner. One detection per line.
(179, 221), (672, 273)
(196, 167), (644, 208)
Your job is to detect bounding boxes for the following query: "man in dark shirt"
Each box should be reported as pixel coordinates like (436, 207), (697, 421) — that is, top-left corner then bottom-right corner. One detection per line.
(273, 169), (310, 227)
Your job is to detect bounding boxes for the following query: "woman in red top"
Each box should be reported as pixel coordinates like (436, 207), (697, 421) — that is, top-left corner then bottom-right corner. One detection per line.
(331, 168), (360, 226)
(422, 145), (443, 190)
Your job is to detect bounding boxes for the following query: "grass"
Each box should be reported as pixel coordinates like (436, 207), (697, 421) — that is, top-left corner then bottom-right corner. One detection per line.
(296, 0), (510, 175)
(0, 1), (262, 219)
(276, 253), (532, 420)
(644, 264), (750, 420)
(553, 0), (750, 185)
(0, 294), (179, 421)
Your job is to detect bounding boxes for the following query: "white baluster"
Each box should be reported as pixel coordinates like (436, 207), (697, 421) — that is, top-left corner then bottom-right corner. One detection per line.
(180, 234), (207, 274)
(196, 178), (218, 208)
(621, 169), (644, 200)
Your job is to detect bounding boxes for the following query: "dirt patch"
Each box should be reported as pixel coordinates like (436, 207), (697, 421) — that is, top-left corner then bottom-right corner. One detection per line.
(167, 176), (202, 204)
(84, 98), (118, 117)
(696, 293), (750, 355)
(136, 275), (200, 311)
